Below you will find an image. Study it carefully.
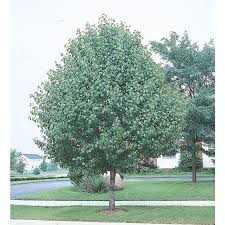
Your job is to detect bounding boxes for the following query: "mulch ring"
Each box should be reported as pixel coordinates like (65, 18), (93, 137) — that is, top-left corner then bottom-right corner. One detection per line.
(96, 208), (128, 215)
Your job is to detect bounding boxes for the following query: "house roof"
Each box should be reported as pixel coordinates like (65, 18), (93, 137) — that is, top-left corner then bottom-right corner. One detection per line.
(22, 154), (43, 159)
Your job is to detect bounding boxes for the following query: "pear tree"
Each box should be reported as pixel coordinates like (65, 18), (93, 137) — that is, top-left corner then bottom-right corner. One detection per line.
(30, 16), (187, 210)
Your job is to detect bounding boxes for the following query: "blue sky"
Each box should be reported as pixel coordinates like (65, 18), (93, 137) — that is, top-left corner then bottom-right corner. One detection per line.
(11, 0), (215, 155)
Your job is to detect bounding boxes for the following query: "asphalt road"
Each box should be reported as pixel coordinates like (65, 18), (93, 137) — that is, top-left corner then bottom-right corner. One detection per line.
(10, 177), (214, 200)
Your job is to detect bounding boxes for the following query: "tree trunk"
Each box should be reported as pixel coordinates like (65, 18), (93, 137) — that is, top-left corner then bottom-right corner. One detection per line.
(133, 161), (139, 173)
(109, 170), (116, 211)
(191, 149), (197, 183)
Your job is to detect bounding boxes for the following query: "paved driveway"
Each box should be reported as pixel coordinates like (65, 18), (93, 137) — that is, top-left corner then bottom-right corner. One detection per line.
(11, 177), (214, 200)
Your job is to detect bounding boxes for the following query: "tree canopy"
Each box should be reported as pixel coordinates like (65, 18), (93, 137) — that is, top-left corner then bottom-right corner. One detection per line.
(31, 16), (186, 172)
(150, 31), (215, 97)
(185, 85), (215, 144)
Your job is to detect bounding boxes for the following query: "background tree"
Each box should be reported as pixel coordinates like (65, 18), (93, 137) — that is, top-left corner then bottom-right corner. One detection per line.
(150, 31), (215, 182)
(10, 148), (21, 171)
(30, 15), (187, 211)
(39, 158), (48, 171)
(47, 162), (59, 171)
(10, 148), (17, 171)
(33, 167), (40, 175)
(178, 149), (202, 172)
(16, 159), (26, 174)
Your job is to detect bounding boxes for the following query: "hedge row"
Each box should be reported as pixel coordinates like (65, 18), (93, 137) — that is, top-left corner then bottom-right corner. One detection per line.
(10, 175), (68, 181)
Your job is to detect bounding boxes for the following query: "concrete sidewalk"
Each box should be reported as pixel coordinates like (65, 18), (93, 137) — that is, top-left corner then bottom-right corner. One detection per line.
(11, 200), (215, 207)
(11, 220), (195, 225)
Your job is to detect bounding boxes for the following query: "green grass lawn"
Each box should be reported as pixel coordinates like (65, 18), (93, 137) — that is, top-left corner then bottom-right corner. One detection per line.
(17, 180), (214, 201)
(125, 173), (214, 178)
(11, 205), (215, 224)
(125, 170), (215, 178)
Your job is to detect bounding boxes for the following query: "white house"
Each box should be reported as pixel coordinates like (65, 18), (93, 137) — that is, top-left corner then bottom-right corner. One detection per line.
(20, 154), (44, 171)
(156, 148), (214, 169)
(201, 144), (215, 168)
(157, 153), (181, 169)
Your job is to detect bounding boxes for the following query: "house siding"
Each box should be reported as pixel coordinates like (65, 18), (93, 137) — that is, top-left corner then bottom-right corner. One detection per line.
(156, 151), (214, 169)
(157, 153), (180, 169)
(20, 155), (43, 171)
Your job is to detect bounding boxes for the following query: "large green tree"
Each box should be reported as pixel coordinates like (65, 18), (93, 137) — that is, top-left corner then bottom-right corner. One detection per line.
(150, 31), (215, 182)
(30, 16), (187, 210)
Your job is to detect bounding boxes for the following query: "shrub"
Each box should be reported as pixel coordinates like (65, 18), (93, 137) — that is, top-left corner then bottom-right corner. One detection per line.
(33, 167), (40, 175)
(120, 164), (135, 174)
(139, 166), (150, 174)
(120, 157), (157, 174)
(77, 175), (107, 193)
(68, 167), (84, 185)
(39, 159), (48, 171)
(47, 162), (59, 171)
(178, 151), (202, 172)
(10, 175), (67, 181)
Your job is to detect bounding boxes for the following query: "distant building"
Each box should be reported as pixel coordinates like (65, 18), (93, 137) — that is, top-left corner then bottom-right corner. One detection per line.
(157, 153), (181, 169)
(156, 144), (215, 169)
(20, 154), (44, 171)
(142, 143), (215, 169)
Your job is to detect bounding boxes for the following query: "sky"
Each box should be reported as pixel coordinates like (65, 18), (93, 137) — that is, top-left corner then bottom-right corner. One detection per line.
(11, 0), (215, 155)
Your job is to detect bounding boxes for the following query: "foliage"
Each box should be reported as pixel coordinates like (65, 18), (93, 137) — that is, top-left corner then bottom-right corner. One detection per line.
(11, 176), (67, 181)
(185, 85), (215, 144)
(68, 167), (85, 185)
(16, 159), (26, 174)
(150, 31), (215, 181)
(30, 15), (187, 175)
(178, 151), (202, 172)
(179, 85), (215, 173)
(33, 167), (40, 175)
(10, 148), (18, 171)
(138, 165), (157, 174)
(119, 153), (139, 173)
(30, 15), (187, 209)
(206, 148), (215, 157)
(150, 31), (215, 144)
(39, 159), (48, 171)
(10, 148), (21, 171)
(77, 175), (107, 193)
(150, 31), (215, 95)
(47, 162), (59, 171)
(120, 156), (157, 174)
